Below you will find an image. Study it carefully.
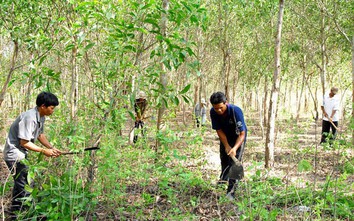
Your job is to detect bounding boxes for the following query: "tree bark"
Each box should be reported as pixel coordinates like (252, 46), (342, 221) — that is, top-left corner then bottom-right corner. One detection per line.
(352, 36), (354, 146)
(263, 75), (268, 127)
(296, 55), (307, 122)
(156, 0), (169, 148)
(265, 0), (284, 169)
(70, 36), (78, 121)
(320, 5), (327, 96)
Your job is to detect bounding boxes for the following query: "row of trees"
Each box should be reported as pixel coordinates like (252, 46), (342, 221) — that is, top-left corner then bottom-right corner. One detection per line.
(0, 0), (353, 164)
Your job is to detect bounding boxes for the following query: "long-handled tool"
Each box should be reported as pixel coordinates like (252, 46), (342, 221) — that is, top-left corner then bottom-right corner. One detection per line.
(228, 155), (244, 180)
(329, 119), (339, 131)
(61, 147), (100, 155)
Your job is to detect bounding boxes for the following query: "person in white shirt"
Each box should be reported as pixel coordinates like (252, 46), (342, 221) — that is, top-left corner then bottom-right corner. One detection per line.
(194, 98), (207, 127)
(320, 87), (340, 143)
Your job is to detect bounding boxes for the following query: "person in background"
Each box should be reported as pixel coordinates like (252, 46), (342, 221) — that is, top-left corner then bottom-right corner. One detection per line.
(134, 91), (148, 143)
(209, 92), (247, 200)
(3, 92), (62, 217)
(321, 87), (340, 144)
(194, 98), (207, 127)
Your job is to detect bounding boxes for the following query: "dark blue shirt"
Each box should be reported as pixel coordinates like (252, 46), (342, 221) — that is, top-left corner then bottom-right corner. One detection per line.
(210, 104), (247, 145)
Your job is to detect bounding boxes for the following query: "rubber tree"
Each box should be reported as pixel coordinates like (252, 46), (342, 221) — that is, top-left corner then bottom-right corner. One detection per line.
(156, 0), (169, 140)
(265, 0), (285, 168)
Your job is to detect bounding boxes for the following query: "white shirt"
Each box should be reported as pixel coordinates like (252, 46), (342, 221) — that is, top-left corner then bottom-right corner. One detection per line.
(322, 93), (340, 122)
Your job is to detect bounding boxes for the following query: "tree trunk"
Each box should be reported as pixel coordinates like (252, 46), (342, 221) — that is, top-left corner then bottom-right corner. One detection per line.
(296, 55), (307, 122)
(265, 0), (284, 169)
(352, 36), (354, 146)
(156, 0), (169, 147)
(320, 7), (327, 96)
(70, 36), (78, 121)
(263, 75), (268, 127)
(0, 40), (19, 107)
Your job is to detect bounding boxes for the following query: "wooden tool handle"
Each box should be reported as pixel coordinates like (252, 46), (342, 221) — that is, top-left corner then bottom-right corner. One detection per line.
(230, 155), (242, 166)
(329, 120), (339, 131)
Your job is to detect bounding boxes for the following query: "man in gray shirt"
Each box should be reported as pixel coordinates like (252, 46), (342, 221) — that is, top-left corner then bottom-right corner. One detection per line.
(3, 92), (62, 214)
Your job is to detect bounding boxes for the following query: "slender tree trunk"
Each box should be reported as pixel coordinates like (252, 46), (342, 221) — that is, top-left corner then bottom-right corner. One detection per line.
(258, 78), (264, 138)
(232, 66), (239, 103)
(263, 75), (268, 127)
(352, 36), (354, 146)
(296, 55), (307, 122)
(320, 6), (327, 96)
(0, 40), (18, 107)
(156, 0), (169, 148)
(225, 51), (231, 101)
(221, 48), (230, 98)
(198, 74), (202, 105)
(265, 0), (284, 169)
(194, 84), (198, 106)
(305, 77), (319, 121)
(70, 37), (78, 121)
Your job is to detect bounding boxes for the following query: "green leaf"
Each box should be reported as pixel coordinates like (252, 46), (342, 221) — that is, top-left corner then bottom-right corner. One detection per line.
(182, 95), (190, 104)
(190, 15), (198, 24)
(84, 43), (95, 50)
(144, 18), (159, 28)
(196, 70), (202, 77)
(65, 44), (75, 52)
(128, 111), (135, 120)
(38, 56), (46, 66)
(162, 97), (168, 108)
(156, 34), (164, 41)
(179, 84), (191, 94)
(123, 45), (137, 52)
(298, 160), (313, 172)
(173, 96), (180, 105)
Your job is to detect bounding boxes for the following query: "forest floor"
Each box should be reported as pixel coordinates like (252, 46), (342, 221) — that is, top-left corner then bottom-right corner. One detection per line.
(0, 111), (353, 220)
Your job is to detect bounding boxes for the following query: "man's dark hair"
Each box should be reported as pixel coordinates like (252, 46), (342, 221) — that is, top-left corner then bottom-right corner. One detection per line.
(36, 92), (59, 107)
(210, 91), (227, 105)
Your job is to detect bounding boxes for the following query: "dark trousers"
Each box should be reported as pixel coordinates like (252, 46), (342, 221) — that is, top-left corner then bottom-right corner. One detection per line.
(195, 117), (200, 128)
(219, 141), (245, 193)
(133, 120), (145, 143)
(5, 160), (31, 212)
(321, 120), (338, 143)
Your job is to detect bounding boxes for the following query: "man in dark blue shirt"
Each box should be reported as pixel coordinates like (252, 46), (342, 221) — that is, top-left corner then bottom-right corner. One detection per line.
(210, 92), (247, 200)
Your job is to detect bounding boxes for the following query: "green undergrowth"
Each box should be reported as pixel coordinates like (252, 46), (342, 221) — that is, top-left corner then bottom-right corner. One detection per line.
(4, 117), (353, 220)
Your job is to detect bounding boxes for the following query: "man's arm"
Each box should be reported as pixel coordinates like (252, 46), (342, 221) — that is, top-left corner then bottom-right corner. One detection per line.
(330, 109), (337, 121)
(321, 105), (328, 118)
(20, 137), (60, 157)
(228, 131), (246, 157)
(37, 134), (53, 149)
(216, 129), (232, 154)
(37, 134), (62, 156)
